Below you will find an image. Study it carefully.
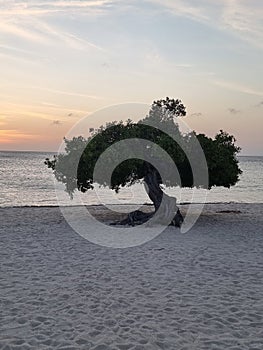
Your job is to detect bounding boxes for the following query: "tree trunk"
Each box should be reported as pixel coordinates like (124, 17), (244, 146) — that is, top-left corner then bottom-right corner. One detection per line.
(112, 163), (183, 227)
(144, 166), (183, 227)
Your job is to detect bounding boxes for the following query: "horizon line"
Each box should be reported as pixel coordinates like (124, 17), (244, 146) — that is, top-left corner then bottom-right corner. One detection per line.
(0, 149), (262, 157)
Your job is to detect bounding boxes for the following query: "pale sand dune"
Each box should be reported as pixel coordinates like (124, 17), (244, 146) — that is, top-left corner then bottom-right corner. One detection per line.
(0, 203), (263, 350)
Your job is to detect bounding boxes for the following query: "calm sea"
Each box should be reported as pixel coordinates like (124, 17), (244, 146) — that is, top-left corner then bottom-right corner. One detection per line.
(0, 151), (262, 207)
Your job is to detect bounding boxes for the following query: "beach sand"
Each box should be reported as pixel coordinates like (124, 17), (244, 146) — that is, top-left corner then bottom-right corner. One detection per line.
(1, 203), (263, 349)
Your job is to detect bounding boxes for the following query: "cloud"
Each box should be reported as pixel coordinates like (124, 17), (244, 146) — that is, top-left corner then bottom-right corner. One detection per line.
(34, 86), (100, 99)
(1, 101), (88, 123)
(2, 0), (262, 52)
(0, 1), (112, 16)
(102, 62), (110, 68)
(0, 20), (48, 42)
(52, 120), (62, 125)
(214, 80), (263, 97)
(146, 0), (263, 49)
(174, 64), (193, 68)
(0, 19), (103, 51)
(66, 112), (85, 118)
(0, 51), (46, 66)
(31, 19), (104, 51)
(0, 129), (37, 143)
(0, 115), (7, 126)
(0, 43), (45, 57)
(41, 102), (62, 108)
(47, 0), (112, 11)
(41, 102), (88, 114)
(222, 0), (263, 49)
(146, 0), (210, 21)
(0, 2), (106, 51)
(228, 108), (241, 114)
(255, 101), (263, 107)
(190, 112), (202, 117)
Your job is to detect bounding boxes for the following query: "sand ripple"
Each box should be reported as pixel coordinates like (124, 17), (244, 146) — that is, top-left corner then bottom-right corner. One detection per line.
(0, 204), (263, 349)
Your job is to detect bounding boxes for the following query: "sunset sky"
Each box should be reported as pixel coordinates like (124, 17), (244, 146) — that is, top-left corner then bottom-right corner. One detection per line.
(0, 0), (262, 154)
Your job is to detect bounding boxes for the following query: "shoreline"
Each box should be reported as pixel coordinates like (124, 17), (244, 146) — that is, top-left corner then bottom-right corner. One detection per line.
(1, 203), (262, 228)
(0, 200), (262, 209)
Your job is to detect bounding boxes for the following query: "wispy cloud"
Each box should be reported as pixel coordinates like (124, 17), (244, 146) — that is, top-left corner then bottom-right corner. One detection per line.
(52, 120), (62, 125)
(214, 79), (263, 97)
(255, 100), (263, 107)
(0, 115), (7, 126)
(146, 0), (263, 49)
(0, 43), (47, 57)
(34, 86), (101, 100)
(228, 108), (241, 114)
(0, 1), (112, 16)
(190, 112), (202, 117)
(30, 19), (104, 50)
(41, 102), (62, 108)
(1, 1), (262, 51)
(146, 0), (210, 21)
(0, 19), (103, 51)
(175, 63), (193, 68)
(0, 1), (107, 50)
(0, 99), (90, 119)
(0, 129), (37, 143)
(41, 102), (88, 116)
(1, 101), (62, 121)
(1, 101), (88, 122)
(0, 21), (47, 42)
(0, 51), (47, 66)
(222, 0), (263, 49)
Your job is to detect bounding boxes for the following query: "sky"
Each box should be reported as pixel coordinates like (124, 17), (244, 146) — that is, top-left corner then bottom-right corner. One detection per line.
(0, 0), (262, 155)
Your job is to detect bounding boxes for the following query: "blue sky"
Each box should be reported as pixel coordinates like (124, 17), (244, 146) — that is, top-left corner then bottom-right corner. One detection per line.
(0, 0), (262, 154)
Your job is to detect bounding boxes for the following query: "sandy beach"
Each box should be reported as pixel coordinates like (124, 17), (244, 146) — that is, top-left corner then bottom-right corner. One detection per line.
(1, 203), (263, 349)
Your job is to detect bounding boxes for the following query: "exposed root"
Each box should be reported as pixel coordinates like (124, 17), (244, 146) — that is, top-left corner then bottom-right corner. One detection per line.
(110, 208), (183, 228)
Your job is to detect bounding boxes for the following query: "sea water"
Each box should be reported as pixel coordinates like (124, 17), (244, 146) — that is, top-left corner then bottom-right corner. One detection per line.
(0, 151), (262, 207)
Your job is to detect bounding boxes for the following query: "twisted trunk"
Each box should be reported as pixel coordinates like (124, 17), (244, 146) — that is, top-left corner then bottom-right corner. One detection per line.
(112, 163), (183, 227)
(144, 165), (183, 227)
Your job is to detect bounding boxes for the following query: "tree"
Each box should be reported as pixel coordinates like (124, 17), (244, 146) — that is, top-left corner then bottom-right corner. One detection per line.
(45, 98), (242, 227)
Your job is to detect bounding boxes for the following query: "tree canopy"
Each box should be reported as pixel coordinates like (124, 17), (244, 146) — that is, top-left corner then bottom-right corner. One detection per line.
(45, 97), (242, 226)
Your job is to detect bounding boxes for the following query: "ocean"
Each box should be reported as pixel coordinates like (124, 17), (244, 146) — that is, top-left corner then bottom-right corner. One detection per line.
(0, 151), (262, 207)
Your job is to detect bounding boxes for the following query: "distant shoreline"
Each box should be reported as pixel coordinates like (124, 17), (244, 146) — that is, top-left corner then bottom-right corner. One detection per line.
(1, 149), (263, 157)
(0, 201), (263, 210)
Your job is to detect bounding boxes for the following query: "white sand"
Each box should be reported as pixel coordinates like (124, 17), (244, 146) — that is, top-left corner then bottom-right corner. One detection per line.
(0, 203), (263, 350)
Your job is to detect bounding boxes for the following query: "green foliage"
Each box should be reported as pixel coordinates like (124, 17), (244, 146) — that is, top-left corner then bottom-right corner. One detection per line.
(197, 130), (241, 188)
(45, 98), (242, 197)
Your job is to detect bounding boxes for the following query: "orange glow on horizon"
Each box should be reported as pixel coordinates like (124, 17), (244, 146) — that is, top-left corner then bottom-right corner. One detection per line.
(0, 129), (37, 144)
